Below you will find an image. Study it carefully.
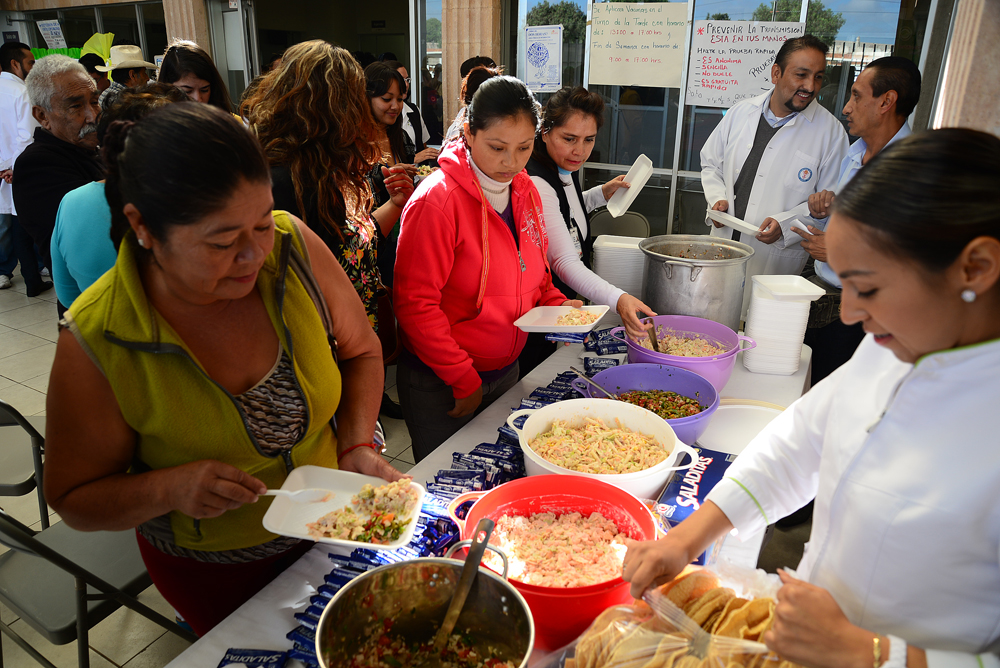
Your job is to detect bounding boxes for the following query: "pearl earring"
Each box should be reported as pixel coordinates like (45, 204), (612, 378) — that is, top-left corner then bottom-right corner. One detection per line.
(961, 289), (976, 303)
(137, 238), (145, 248)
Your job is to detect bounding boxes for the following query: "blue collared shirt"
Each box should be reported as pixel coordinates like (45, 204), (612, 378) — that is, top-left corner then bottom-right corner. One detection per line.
(814, 123), (912, 288)
(762, 92), (799, 129)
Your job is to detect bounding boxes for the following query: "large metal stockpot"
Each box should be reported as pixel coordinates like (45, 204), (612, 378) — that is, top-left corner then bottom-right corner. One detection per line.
(315, 557), (534, 668)
(639, 235), (754, 332)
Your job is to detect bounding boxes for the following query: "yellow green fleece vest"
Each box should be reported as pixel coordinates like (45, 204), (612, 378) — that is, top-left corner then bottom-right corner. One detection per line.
(65, 212), (342, 552)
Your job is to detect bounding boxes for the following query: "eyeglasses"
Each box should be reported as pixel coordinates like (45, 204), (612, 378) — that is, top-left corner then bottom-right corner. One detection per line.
(404, 77), (411, 84)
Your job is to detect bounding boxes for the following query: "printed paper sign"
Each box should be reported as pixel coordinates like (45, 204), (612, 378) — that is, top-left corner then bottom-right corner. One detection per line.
(686, 20), (804, 108)
(36, 19), (67, 49)
(525, 25), (563, 93)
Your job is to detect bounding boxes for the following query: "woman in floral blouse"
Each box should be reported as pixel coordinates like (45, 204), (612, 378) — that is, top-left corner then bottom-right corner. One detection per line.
(243, 41), (413, 332)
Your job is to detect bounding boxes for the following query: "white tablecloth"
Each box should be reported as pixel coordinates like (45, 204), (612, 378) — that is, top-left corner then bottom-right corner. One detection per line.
(165, 338), (812, 668)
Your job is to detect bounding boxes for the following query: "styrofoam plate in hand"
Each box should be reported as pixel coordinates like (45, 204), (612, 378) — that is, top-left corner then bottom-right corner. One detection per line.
(514, 305), (610, 333)
(706, 208), (761, 237)
(606, 154), (653, 218)
(261, 465), (424, 550)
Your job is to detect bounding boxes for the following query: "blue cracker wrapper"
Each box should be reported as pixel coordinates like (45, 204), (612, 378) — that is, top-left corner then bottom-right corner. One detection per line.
(584, 356), (620, 375)
(323, 573), (355, 587)
(218, 649), (288, 668)
(546, 379), (573, 390)
(293, 613), (317, 630)
(425, 485), (462, 501)
(371, 549), (407, 564)
(329, 567), (363, 581)
(529, 387), (565, 400)
(656, 445), (738, 565)
(470, 443), (521, 459)
(287, 649), (318, 667)
(420, 493), (453, 519)
(316, 583), (341, 598)
(545, 331), (589, 344)
(291, 643), (313, 654)
(285, 625), (315, 648)
(593, 327), (618, 342)
(517, 398), (549, 410)
(306, 604), (327, 618)
(555, 370), (578, 379)
(436, 468), (487, 482)
(584, 335), (597, 351)
(309, 594), (330, 607)
(565, 389), (584, 399)
(436, 477), (483, 491)
(326, 554), (376, 572)
(596, 342), (629, 355)
(427, 481), (474, 494)
(496, 424), (519, 442)
(496, 432), (522, 448)
(346, 549), (382, 565)
(456, 453), (520, 474)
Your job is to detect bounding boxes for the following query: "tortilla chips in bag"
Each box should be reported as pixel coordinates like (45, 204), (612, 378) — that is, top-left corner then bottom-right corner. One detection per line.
(540, 563), (804, 668)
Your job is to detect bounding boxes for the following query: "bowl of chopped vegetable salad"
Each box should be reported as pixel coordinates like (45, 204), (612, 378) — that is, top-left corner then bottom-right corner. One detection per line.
(571, 363), (720, 445)
(506, 398), (700, 499)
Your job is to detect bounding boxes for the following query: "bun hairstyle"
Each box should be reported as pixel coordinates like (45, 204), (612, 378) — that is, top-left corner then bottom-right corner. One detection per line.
(158, 40), (233, 113)
(104, 103), (270, 254)
(532, 86), (605, 173)
(832, 128), (1000, 274)
(466, 75), (541, 136)
(364, 61), (408, 162)
(461, 65), (500, 105)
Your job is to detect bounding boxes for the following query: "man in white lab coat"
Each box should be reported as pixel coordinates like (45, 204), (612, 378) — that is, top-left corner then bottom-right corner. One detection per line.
(701, 35), (849, 315)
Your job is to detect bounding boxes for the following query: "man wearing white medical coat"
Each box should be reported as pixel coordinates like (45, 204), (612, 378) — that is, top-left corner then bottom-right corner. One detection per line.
(701, 35), (849, 315)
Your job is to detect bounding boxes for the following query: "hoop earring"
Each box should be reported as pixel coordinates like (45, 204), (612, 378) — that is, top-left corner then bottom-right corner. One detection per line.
(961, 289), (977, 303)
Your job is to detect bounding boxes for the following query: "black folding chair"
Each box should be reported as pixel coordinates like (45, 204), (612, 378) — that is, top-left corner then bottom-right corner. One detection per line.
(0, 400), (47, 530)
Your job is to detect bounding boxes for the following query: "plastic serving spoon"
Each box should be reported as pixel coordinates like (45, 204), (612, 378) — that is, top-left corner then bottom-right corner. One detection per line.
(432, 518), (496, 652)
(262, 488), (333, 503)
(568, 366), (618, 400)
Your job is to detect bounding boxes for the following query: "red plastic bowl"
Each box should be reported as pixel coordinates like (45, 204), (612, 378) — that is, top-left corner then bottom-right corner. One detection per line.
(447, 475), (657, 651)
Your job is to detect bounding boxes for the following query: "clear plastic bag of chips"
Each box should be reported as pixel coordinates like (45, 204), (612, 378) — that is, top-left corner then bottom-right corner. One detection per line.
(538, 563), (804, 668)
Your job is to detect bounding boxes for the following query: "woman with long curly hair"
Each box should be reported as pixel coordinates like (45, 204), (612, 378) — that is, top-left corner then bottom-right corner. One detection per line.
(241, 41), (413, 333)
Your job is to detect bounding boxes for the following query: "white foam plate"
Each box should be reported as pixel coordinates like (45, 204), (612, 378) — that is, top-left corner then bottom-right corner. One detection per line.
(514, 305), (610, 333)
(261, 465), (425, 550)
(705, 208), (761, 237)
(696, 404), (784, 455)
(606, 154), (653, 217)
(752, 275), (827, 302)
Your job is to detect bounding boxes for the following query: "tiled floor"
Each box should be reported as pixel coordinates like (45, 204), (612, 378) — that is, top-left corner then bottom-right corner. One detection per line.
(0, 267), (415, 668)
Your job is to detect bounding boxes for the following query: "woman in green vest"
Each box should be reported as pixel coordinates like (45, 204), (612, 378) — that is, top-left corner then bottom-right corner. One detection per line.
(43, 103), (405, 635)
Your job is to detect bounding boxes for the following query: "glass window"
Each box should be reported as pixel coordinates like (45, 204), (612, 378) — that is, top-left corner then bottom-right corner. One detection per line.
(414, 0), (445, 144)
(141, 3), (168, 61)
(60, 8), (99, 49)
(29, 11), (58, 49)
(99, 4), (142, 51)
(525, 0), (587, 106)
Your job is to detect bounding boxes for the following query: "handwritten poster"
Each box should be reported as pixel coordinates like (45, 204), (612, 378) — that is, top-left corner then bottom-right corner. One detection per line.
(525, 25), (563, 93)
(686, 21), (804, 108)
(588, 2), (687, 88)
(36, 19), (67, 49)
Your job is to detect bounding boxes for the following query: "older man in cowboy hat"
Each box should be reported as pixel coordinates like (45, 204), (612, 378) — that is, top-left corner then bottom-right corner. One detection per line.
(95, 44), (155, 109)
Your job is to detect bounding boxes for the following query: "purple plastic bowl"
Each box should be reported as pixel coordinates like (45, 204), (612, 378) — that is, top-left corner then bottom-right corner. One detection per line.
(571, 364), (720, 445)
(610, 315), (756, 392)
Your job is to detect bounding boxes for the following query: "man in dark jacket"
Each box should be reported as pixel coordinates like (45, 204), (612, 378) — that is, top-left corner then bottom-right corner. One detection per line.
(13, 55), (104, 286)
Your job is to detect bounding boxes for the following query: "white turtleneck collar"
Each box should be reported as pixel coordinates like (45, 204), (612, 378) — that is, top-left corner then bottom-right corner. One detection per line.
(467, 146), (512, 214)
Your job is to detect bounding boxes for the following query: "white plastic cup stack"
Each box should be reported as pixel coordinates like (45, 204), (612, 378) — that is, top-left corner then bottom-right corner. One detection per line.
(743, 275), (826, 375)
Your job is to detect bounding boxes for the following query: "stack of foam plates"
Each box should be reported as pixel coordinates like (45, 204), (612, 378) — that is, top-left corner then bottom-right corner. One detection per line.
(592, 234), (645, 297)
(743, 275), (825, 375)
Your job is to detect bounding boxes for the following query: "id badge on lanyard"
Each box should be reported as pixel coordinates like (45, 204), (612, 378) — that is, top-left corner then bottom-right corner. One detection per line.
(570, 224), (583, 258)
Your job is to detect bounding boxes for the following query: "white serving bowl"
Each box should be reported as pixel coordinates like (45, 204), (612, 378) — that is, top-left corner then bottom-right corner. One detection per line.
(506, 398), (700, 499)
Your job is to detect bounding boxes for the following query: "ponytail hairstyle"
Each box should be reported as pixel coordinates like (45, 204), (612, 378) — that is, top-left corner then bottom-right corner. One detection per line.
(466, 75), (541, 137)
(832, 128), (1000, 275)
(532, 86), (605, 173)
(104, 103), (270, 254)
(364, 61), (408, 163)
(158, 40), (233, 113)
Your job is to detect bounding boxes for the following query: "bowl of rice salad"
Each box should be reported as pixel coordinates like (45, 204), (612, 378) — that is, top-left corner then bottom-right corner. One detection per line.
(445, 475), (659, 650)
(609, 314), (756, 392)
(571, 363), (720, 445)
(506, 398), (700, 500)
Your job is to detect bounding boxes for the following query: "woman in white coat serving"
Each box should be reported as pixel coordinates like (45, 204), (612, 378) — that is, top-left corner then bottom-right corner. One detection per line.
(624, 128), (1000, 667)
(526, 87), (655, 340)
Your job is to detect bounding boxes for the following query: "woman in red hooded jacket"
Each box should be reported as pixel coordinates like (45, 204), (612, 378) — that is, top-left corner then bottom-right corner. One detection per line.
(394, 76), (580, 461)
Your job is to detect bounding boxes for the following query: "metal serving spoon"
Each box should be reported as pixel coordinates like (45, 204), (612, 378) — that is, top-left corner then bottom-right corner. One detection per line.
(645, 319), (662, 353)
(569, 365), (618, 400)
(433, 518), (496, 652)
